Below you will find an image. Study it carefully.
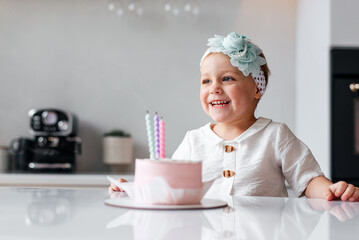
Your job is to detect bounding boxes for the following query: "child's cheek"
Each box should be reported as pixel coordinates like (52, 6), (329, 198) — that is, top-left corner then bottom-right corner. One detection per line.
(200, 94), (209, 112)
(200, 102), (210, 115)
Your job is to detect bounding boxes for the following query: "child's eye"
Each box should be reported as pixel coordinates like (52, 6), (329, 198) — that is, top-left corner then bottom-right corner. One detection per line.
(223, 76), (235, 82)
(202, 79), (211, 84)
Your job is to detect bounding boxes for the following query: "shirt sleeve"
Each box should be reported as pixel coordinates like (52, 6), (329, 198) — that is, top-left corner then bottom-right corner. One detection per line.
(276, 124), (324, 197)
(172, 131), (191, 160)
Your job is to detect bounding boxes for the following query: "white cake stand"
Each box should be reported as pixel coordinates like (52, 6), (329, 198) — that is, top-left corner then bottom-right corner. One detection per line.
(105, 197), (227, 210)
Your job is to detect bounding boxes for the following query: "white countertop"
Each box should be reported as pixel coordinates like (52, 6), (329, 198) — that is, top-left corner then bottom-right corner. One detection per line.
(0, 173), (134, 188)
(1, 186), (359, 240)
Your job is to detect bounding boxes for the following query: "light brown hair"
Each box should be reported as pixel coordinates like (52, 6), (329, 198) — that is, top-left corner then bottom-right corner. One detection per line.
(259, 53), (270, 86)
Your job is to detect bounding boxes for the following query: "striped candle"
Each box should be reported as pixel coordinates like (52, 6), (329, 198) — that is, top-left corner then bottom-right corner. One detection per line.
(154, 113), (160, 159)
(159, 117), (165, 158)
(145, 111), (155, 159)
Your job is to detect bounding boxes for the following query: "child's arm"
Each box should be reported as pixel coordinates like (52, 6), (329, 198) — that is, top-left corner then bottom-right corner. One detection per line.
(305, 176), (359, 201)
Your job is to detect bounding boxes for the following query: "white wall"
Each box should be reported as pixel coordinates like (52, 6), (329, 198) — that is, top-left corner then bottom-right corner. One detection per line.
(295, 0), (331, 177)
(236, 0), (297, 130)
(331, 0), (359, 46)
(0, 0), (297, 172)
(296, 0), (359, 179)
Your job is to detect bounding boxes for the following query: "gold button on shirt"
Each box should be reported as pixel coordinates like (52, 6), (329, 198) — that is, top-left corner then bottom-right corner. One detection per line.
(223, 170), (235, 178)
(224, 145), (235, 152)
(221, 143), (237, 195)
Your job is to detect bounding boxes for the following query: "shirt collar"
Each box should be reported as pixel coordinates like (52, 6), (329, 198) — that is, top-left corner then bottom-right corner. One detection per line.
(200, 117), (272, 145)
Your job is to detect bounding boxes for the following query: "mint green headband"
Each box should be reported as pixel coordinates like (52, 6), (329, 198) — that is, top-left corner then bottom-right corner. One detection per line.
(200, 32), (267, 95)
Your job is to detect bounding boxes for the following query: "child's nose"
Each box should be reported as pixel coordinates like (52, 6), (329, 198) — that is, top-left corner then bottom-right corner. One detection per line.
(210, 82), (222, 94)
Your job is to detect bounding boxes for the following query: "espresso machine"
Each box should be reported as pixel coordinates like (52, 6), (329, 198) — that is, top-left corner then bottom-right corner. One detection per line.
(9, 109), (82, 172)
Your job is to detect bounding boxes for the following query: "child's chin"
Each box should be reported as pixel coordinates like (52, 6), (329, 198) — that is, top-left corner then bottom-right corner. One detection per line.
(210, 115), (229, 123)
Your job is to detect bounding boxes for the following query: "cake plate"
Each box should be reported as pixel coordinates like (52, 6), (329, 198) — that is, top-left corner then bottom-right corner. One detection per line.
(105, 197), (227, 210)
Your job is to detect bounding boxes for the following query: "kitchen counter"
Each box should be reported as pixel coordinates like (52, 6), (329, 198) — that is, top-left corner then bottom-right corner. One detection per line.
(0, 186), (358, 239)
(0, 173), (134, 188)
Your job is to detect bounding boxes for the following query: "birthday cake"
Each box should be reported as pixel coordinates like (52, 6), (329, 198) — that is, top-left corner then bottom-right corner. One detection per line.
(134, 158), (202, 204)
(135, 158), (202, 188)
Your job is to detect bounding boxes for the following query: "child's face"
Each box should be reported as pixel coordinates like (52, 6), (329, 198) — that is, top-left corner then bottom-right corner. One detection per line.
(200, 53), (261, 124)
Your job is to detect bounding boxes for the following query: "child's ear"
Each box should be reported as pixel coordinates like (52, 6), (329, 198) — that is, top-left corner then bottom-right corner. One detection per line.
(254, 88), (262, 99)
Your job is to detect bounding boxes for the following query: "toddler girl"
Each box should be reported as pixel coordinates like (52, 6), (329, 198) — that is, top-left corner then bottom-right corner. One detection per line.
(111, 32), (359, 201)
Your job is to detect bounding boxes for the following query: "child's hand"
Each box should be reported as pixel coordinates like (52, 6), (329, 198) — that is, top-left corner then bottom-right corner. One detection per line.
(108, 178), (128, 193)
(324, 181), (359, 202)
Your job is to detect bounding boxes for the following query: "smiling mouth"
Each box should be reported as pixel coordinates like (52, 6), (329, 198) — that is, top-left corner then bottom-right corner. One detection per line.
(210, 100), (231, 107)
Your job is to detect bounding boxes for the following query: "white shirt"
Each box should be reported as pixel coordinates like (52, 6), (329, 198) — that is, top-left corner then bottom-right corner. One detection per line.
(172, 117), (324, 198)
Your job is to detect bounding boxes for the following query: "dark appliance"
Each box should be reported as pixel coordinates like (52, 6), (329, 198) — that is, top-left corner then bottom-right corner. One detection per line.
(9, 109), (81, 172)
(331, 48), (359, 185)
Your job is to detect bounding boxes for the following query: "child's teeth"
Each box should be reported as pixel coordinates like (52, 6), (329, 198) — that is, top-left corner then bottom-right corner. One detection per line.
(211, 101), (229, 106)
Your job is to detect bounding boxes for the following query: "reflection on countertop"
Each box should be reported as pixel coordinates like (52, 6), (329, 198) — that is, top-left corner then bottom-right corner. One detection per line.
(107, 195), (359, 240)
(107, 195), (345, 240)
(25, 188), (73, 226)
(1, 187), (359, 239)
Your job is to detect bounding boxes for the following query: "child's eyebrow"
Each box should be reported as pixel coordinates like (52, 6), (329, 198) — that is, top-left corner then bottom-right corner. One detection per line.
(200, 72), (210, 78)
(201, 69), (239, 76)
(220, 68), (242, 74)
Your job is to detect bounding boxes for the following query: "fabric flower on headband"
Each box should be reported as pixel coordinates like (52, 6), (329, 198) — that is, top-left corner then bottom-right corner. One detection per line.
(200, 32), (267, 96)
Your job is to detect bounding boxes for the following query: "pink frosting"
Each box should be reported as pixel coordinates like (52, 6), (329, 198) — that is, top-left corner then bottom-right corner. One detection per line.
(134, 159), (202, 189)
